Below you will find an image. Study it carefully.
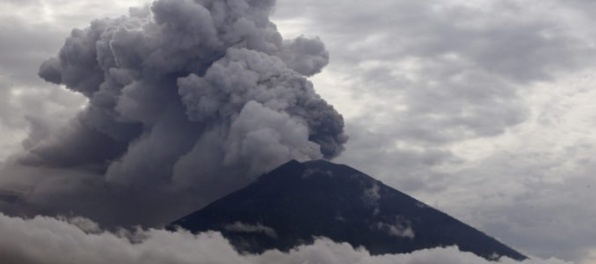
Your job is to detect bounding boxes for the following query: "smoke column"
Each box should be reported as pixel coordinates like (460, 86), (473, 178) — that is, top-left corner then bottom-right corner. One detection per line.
(0, 0), (346, 227)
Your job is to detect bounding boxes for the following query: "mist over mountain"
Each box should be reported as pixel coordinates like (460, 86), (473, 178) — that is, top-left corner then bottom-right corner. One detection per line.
(170, 159), (527, 261)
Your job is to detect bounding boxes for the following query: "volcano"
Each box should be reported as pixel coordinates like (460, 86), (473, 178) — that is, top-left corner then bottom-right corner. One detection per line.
(169, 159), (526, 261)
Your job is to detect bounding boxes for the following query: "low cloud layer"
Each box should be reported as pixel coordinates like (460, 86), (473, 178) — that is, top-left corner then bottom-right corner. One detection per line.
(0, 213), (571, 264)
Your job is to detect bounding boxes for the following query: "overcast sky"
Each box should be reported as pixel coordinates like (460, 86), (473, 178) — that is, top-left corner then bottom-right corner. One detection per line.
(1, 0), (596, 263)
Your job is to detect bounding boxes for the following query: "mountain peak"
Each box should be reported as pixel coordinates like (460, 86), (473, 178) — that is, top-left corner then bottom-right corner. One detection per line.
(169, 159), (526, 261)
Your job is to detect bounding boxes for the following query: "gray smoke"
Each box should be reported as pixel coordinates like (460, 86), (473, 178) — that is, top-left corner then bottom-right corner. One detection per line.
(0, 0), (346, 227)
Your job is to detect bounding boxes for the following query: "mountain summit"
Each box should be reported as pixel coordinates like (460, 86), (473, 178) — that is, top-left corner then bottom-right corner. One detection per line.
(169, 159), (526, 260)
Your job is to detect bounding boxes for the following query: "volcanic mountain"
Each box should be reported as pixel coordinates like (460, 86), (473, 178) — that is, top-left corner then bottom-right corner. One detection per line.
(169, 159), (526, 261)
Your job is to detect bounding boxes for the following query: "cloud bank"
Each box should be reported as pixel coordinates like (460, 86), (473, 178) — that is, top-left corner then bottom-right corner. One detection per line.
(0, 213), (571, 264)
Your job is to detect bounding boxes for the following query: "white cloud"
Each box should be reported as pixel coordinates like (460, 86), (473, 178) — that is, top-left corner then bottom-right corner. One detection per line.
(0, 213), (573, 264)
(273, 1), (596, 262)
(375, 219), (415, 239)
(224, 221), (278, 238)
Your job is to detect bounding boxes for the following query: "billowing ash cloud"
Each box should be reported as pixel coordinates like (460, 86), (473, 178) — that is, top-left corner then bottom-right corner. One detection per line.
(0, 0), (346, 227)
(0, 213), (572, 264)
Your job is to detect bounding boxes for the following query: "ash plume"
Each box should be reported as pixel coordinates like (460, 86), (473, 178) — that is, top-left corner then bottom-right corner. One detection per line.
(0, 0), (346, 227)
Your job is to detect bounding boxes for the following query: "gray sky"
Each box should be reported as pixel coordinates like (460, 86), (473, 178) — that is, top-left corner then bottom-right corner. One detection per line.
(1, 0), (596, 263)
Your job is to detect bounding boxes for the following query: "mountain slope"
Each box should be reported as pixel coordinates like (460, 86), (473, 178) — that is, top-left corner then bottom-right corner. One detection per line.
(169, 159), (526, 260)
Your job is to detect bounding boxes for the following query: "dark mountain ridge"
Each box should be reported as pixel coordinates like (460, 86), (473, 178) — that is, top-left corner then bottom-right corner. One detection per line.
(169, 159), (526, 261)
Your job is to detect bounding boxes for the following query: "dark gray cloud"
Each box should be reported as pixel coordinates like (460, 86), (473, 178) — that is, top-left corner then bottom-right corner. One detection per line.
(0, 0), (346, 227)
(441, 144), (596, 261)
(277, 35), (329, 76)
(0, 15), (65, 86)
(0, 1), (89, 160)
(273, 0), (596, 177)
(278, 0), (593, 81)
(274, 0), (594, 147)
(273, 1), (596, 262)
(335, 122), (458, 193)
